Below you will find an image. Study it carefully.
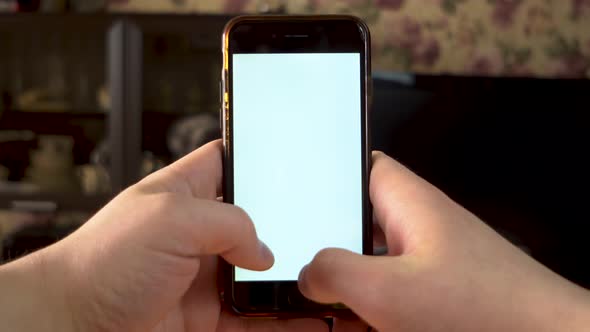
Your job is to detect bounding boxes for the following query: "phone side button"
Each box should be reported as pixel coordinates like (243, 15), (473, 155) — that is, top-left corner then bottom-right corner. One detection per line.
(219, 81), (223, 131)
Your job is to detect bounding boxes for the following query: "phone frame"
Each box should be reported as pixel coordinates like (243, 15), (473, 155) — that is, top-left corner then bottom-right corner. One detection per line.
(221, 15), (372, 318)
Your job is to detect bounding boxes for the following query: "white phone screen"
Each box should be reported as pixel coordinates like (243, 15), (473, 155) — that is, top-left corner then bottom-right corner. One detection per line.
(232, 53), (363, 281)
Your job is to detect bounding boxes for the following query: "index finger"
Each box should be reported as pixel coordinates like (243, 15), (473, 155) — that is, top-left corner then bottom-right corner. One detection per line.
(140, 140), (223, 199)
(171, 139), (223, 199)
(370, 151), (454, 254)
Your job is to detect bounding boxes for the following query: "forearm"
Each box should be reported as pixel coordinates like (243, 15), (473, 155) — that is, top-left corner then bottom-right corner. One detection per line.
(0, 249), (75, 332)
(547, 281), (590, 331)
(523, 269), (590, 332)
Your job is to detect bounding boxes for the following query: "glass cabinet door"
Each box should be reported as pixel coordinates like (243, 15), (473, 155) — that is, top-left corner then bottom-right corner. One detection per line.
(0, 16), (112, 211)
(133, 15), (229, 176)
(0, 14), (232, 263)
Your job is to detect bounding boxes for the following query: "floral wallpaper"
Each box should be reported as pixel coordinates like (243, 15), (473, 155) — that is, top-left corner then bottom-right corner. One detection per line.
(110, 0), (590, 78)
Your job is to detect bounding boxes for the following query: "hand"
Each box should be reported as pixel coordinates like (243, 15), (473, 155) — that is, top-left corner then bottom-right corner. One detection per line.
(0, 140), (327, 332)
(299, 151), (590, 332)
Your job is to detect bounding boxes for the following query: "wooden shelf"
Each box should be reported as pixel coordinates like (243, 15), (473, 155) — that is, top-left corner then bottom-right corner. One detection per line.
(143, 108), (218, 116)
(0, 192), (112, 212)
(0, 109), (107, 117)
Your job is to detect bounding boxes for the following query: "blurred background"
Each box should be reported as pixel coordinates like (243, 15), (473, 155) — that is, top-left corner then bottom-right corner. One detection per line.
(0, 0), (589, 288)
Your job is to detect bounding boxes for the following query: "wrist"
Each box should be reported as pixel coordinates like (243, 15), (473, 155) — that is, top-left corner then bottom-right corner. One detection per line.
(0, 247), (77, 332)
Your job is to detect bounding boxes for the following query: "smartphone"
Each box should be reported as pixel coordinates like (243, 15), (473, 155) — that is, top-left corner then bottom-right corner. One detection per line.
(221, 15), (372, 318)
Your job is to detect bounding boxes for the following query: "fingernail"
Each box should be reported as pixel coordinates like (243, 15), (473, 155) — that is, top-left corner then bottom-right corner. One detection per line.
(259, 241), (274, 261)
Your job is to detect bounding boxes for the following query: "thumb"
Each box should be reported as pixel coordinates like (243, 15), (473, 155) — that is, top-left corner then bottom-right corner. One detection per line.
(298, 248), (408, 321)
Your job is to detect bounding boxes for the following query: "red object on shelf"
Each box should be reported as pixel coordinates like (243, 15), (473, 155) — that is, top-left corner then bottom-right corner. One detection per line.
(16, 0), (40, 12)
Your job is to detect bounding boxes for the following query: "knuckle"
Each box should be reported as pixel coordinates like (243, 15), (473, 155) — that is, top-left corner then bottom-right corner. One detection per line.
(232, 204), (250, 220)
(242, 217), (258, 241)
(232, 206), (256, 234)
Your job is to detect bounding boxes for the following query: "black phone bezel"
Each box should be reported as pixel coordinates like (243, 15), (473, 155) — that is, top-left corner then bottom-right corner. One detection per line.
(221, 15), (372, 318)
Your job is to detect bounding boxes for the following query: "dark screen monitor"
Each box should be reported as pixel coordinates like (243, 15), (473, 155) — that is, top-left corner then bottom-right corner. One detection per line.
(371, 74), (590, 287)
